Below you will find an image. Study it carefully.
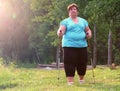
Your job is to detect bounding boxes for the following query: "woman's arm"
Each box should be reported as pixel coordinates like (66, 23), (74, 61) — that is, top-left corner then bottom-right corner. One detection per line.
(57, 25), (66, 37)
(85, 26), (92, 39)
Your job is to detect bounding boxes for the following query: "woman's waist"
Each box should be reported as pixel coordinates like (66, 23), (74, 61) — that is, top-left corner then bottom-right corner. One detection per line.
(62, 40), (87, 48)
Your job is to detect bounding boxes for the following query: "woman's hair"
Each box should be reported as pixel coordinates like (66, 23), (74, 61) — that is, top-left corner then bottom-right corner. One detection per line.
(67, 3), (78, 11)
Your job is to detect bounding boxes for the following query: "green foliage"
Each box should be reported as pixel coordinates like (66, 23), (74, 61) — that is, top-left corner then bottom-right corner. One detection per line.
(114, 49), (120, 65)
(84, 0), (120, 64)
(0, 0), (120, 65)
(0, 58), (4, 66)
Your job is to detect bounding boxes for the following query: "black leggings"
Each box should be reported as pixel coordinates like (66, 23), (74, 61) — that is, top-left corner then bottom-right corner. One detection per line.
(63, 47), (88, 77)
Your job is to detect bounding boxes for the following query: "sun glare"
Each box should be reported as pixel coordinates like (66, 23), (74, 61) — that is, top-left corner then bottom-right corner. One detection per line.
(0, 1), (17, 30)
(0, 1), (13, 18)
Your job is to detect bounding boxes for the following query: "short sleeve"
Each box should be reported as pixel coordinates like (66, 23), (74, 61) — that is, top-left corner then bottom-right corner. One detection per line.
(83, 19), (88, 27)
(60, 19), (67, 27)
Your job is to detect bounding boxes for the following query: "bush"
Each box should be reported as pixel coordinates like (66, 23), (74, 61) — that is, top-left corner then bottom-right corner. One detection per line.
(114, 49), (120, 65)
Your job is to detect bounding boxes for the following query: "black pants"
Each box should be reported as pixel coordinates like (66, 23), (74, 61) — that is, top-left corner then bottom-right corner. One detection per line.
(63, 47), (88, 77)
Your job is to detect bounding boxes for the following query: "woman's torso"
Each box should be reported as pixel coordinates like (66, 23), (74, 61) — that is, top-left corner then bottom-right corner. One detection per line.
(61, 17), (88, 48)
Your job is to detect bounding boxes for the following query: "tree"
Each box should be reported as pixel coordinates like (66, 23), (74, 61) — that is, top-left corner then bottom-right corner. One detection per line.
(1, 0), (120, 65)
(0, 0), (31, 63)
(108, 26), (112, 66)
(84, 1), (99, 68)
(84, 0), (120, 65)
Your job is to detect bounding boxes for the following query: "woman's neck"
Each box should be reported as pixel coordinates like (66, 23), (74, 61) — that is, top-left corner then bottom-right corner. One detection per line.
(70, 16), (78, 23)
(70, 16), (77, 19)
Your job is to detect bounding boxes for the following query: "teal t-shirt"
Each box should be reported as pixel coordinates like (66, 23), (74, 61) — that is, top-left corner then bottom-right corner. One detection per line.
(60, 17), (88, 48)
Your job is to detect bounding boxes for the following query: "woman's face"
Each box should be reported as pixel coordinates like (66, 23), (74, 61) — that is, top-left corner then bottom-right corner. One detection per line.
(69, 6), (78, 17)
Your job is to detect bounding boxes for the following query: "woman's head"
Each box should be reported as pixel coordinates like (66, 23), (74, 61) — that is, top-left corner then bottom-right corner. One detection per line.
(67, 3), (78, 12)
(67, 3), (78, 17)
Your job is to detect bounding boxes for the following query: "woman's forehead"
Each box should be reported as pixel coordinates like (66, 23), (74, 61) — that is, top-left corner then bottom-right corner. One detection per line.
(67, 3), (78, 11)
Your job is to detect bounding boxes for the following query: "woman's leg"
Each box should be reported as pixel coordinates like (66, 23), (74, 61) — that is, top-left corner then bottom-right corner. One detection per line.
(64, 64), (75, 85)
(63, 47), (76, 85)
(76, 47), (88, 84)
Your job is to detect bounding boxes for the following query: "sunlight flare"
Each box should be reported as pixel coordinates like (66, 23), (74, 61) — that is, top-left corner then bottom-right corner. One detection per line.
(0, 0), (17, 31)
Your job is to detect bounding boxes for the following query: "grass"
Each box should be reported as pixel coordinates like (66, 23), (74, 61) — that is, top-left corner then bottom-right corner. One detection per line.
(0, 65), (120, 91)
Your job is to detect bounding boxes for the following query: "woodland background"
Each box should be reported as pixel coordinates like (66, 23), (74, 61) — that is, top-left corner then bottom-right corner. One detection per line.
(0, 0), (120, 66)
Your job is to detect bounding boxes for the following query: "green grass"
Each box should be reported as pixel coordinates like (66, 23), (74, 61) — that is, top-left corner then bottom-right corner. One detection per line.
(0, 65), (120, 91)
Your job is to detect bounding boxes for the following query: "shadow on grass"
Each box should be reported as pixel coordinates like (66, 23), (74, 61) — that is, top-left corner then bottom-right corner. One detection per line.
(15, 62), (37, 68)
(0, 83), (18, 90)
(76, 82), (120, 91)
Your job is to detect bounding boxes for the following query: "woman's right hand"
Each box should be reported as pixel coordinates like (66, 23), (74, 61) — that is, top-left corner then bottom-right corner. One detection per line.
(57, 25), (66, 37)
(57, 30), (63, 37)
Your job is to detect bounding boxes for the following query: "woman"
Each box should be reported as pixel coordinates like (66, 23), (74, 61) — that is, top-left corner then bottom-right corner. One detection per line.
(57, 3), (92, 85)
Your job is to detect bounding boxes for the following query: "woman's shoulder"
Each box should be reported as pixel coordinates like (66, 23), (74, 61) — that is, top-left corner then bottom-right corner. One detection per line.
(60, 17), (70, 24)
(78, 17), (87, 21)
(62, 17), (70, 22)
(78, 17), (88, 26)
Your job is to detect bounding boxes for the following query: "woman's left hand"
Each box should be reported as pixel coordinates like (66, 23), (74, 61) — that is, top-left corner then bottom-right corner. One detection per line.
(85, 27), (92, 39)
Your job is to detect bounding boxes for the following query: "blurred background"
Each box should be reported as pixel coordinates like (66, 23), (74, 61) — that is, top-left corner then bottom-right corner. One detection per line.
(0, 0), (119, 67)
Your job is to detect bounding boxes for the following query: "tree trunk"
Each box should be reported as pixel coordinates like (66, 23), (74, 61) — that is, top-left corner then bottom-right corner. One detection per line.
(108, 20), (113, 67)
(93, 23), (97, 68)
(108, 30), (112, 67)
(35, 48), (41, 63)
